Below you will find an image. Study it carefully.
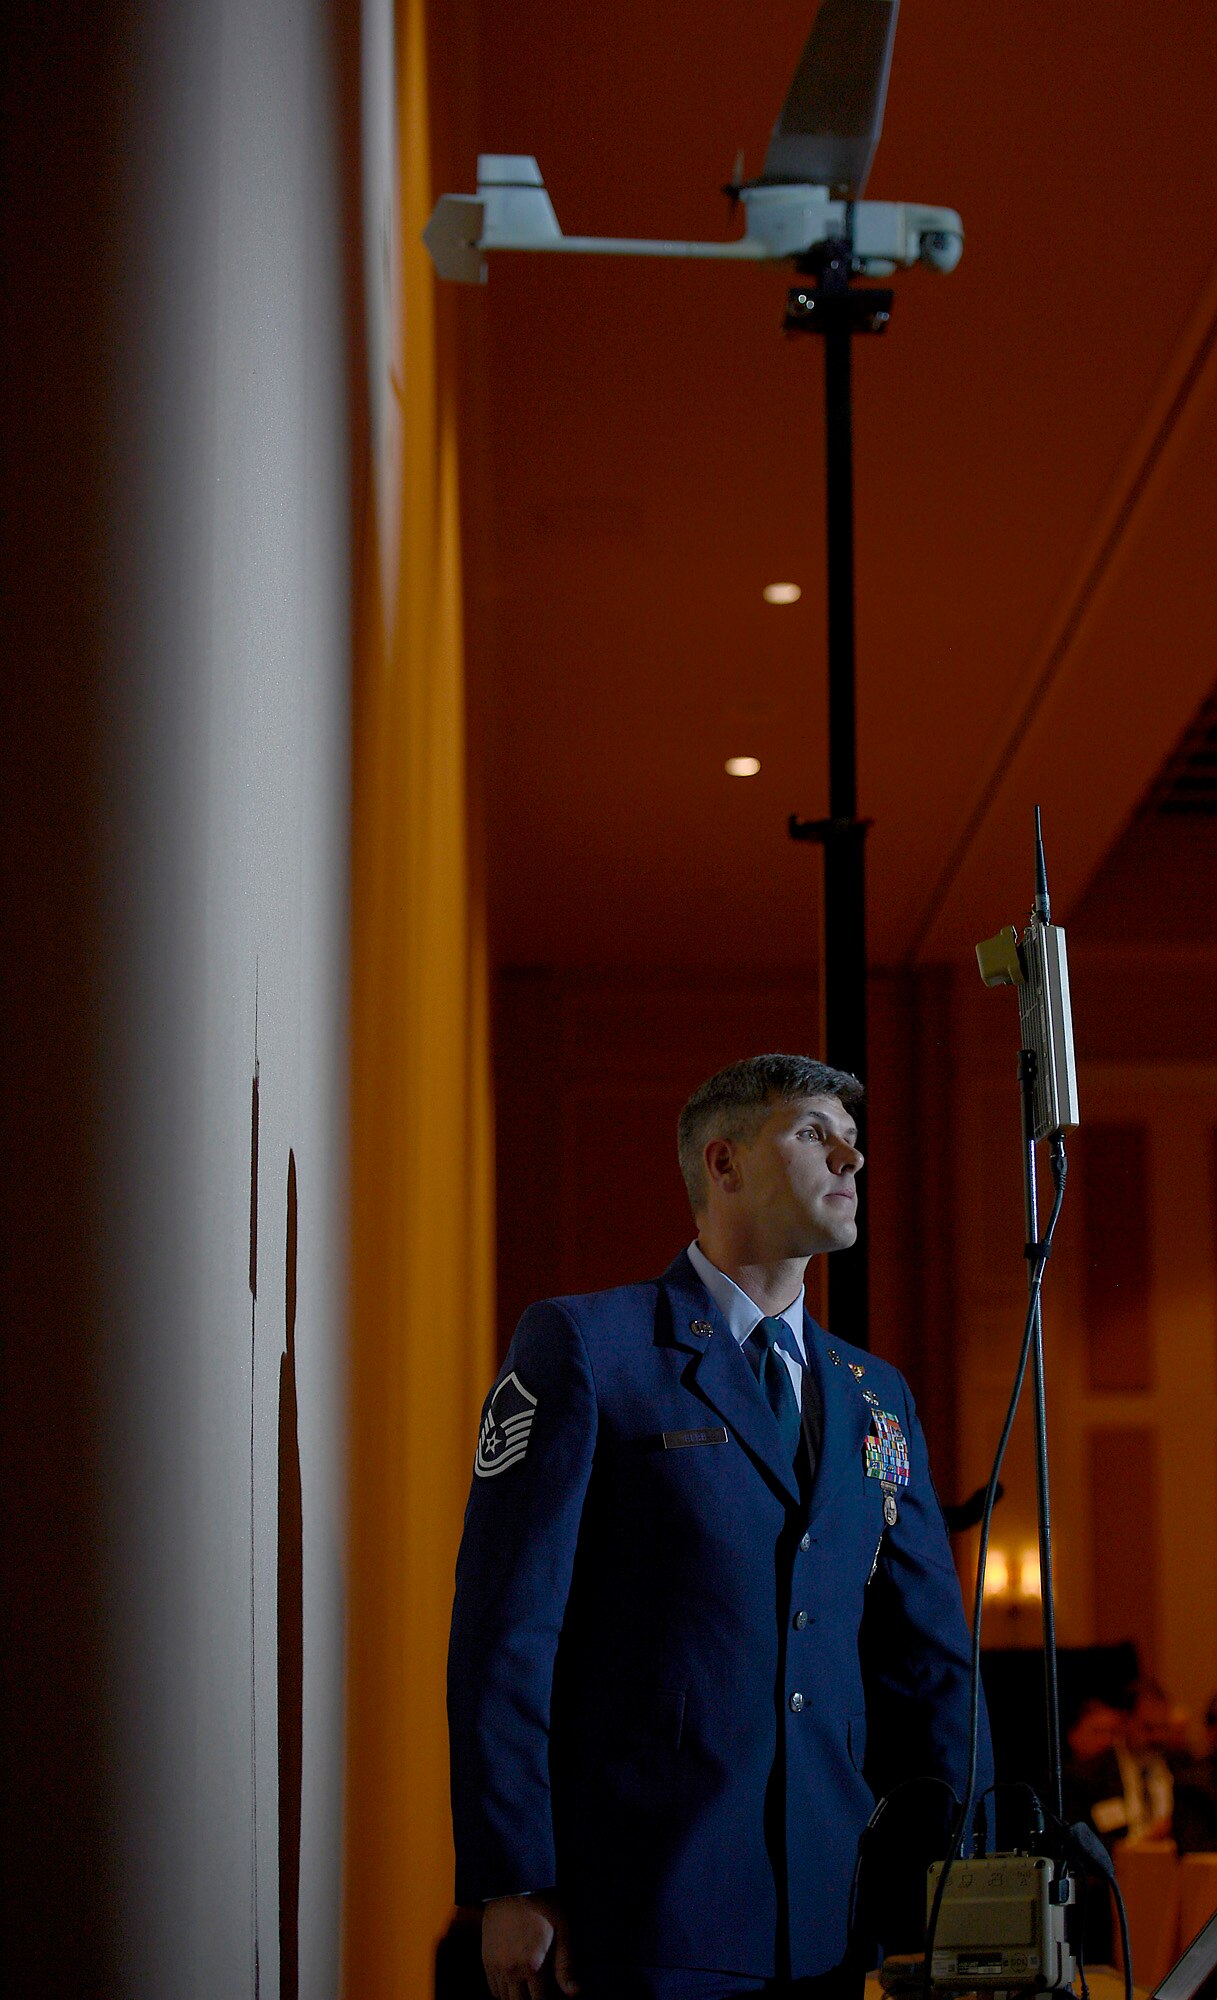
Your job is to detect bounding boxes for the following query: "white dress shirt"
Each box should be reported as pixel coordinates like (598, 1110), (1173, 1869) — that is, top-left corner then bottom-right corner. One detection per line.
(686, 1239), (806, 1401)
(1115, 1744), (1174, 1840)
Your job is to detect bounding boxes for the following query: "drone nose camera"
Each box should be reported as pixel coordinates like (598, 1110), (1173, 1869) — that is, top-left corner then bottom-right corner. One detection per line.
(920, 230), (963, 273)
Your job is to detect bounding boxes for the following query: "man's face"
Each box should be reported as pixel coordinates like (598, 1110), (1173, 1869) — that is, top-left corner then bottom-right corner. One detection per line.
(1125, 1695), (1171, 1755)
(722, 1093), (864, 1257)
(1069, 1702), (1121, 1760)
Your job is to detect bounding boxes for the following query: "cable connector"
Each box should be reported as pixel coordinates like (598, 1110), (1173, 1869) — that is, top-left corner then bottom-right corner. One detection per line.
(1064, 1821), (1116, 1884)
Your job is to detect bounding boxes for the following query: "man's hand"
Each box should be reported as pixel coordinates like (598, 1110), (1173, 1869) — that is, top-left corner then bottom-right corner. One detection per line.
(481, 1894), (579, 2000)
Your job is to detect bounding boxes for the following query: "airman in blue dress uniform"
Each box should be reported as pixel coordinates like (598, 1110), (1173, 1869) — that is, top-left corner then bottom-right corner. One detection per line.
(449, 1056), (990, 2000)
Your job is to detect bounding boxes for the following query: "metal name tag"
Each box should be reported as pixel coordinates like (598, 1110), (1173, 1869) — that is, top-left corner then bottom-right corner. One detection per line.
(661, 1426), (729, 1449)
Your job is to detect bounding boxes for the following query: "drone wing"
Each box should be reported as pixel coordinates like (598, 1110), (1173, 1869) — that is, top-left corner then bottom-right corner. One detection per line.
(761, 0), (900, 198)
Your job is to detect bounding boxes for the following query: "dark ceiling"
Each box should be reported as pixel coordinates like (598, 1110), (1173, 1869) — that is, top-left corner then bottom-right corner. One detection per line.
(444, 0), (1217, 972)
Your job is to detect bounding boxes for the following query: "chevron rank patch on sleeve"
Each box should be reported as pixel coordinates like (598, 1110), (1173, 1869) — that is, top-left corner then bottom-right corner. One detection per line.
(474, 1370), (538, 1478)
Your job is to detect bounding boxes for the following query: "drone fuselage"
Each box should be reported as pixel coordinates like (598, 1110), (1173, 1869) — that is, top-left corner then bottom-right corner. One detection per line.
(423, 155), (963, 285)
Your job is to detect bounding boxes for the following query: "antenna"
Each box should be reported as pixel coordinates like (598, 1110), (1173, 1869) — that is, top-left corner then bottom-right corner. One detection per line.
(1033, 803), (1050, 923)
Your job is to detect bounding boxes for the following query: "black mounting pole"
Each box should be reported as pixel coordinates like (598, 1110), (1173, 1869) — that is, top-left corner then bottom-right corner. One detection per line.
(787, 243), (891, 1349)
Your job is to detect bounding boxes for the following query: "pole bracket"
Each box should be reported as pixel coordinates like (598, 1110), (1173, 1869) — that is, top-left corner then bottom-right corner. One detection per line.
(788, 814), (873, 845)
(784, 285), (894, 337)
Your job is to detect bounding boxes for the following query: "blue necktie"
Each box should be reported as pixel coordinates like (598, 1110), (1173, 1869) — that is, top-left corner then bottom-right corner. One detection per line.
(748, 1317), (803, 1462)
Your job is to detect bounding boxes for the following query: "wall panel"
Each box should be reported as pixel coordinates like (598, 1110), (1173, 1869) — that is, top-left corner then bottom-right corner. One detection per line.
(1087, 1426), (1159, 1665)
(1080, 1124), (1153, 1392)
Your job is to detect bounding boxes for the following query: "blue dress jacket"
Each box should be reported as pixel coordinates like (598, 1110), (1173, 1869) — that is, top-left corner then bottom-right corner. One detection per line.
(448, 1252), (991, 1979)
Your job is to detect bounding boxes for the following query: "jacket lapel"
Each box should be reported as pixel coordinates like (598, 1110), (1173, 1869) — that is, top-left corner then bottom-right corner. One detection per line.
(659, 1253), (802, 1508)
(803, 1314), (872, 1525)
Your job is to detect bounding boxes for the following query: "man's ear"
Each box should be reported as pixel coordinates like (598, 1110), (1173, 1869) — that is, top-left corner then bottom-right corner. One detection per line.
(704, 1136), (741, 1195)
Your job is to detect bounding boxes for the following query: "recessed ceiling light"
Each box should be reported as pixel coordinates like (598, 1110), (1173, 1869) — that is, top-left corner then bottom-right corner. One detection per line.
(725, 756), (761, 777)
(763, 582), (801, 605)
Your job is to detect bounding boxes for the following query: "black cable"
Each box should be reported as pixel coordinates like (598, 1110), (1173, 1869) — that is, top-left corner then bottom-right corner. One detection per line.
(1075, 1880), (1093, 2000)
(1037, 1133), (1069, 1822)
(1113, 1874), (1134, 2000)
(921, 1134), (1068, 2000)
(847, 1775), (962, 1946)
(980, 1779), (1047, 1840)
(1061, 1816), (1134, 2000)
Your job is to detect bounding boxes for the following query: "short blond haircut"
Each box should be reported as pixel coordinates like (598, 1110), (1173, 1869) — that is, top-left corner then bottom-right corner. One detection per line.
(677, 1053), (863, 1213)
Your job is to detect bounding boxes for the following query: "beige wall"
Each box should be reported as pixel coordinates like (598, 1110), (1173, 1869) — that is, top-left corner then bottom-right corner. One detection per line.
(103, 3), (354, 1991)
(5, 2), (358, 1992)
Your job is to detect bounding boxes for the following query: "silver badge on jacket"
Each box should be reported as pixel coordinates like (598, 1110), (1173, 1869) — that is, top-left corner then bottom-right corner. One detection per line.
(475, 1371), (538, 1477)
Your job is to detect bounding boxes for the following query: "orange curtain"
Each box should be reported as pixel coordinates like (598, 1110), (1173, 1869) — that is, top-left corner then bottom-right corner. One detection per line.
(343, 0), (495, 1990)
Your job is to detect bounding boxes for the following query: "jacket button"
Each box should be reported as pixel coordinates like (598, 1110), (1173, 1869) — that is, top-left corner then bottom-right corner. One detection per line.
(793, 1610), (808, 1630)
(789, 1691), (805, 1713)
(799, 1532), (811, 1552)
